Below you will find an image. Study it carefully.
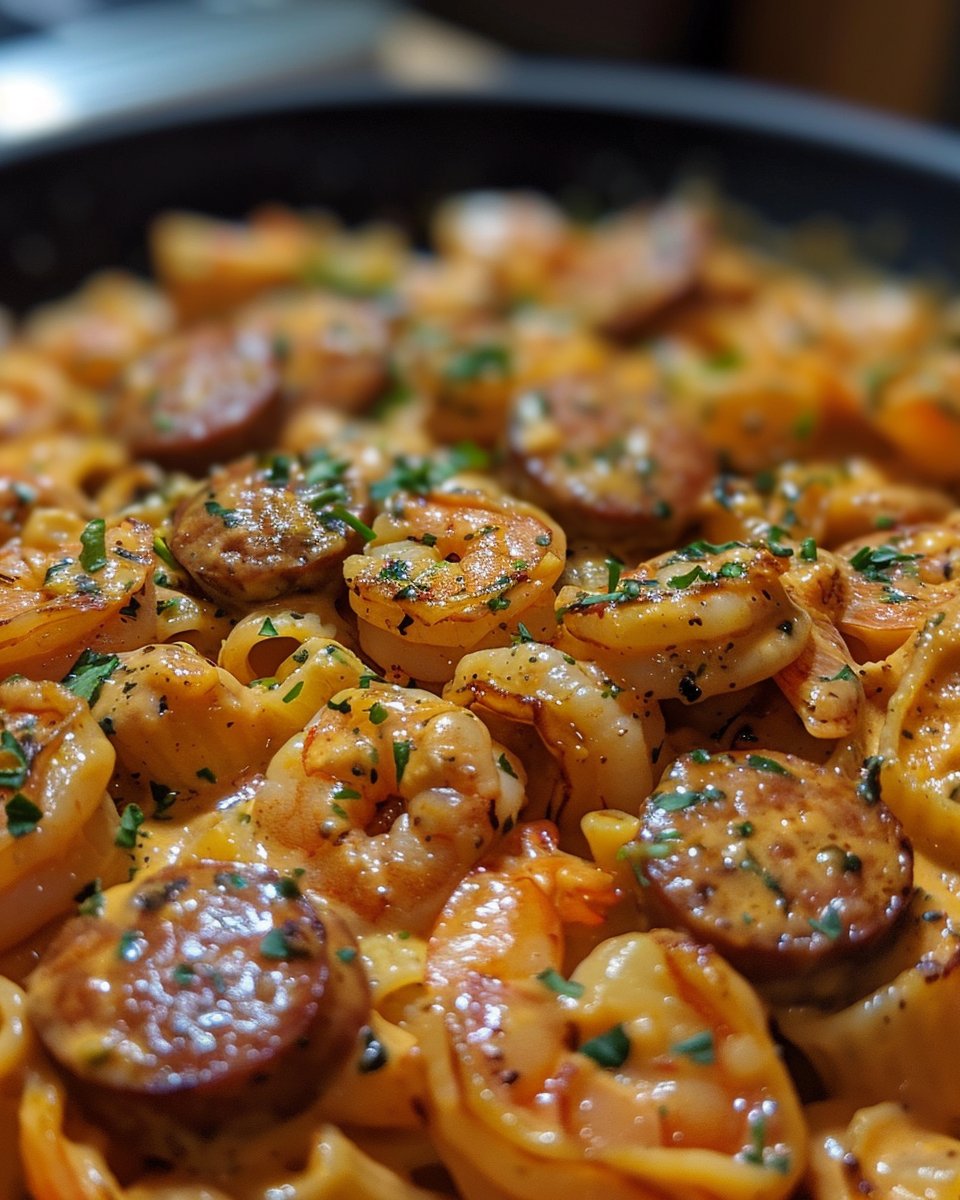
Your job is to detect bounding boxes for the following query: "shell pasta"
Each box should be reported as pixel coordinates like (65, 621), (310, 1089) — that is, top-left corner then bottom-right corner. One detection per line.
(3, 191), (960, 1198)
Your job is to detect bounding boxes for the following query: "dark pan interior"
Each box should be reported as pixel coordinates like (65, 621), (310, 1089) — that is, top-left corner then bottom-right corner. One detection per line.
(3, 69), (960, 310)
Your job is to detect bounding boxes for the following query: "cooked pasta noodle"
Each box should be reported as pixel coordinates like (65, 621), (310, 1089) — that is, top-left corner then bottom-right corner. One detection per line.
(2, 189), (960, 1198)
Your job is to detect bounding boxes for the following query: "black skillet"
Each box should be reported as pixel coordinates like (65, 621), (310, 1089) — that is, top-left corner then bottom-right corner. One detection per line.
(3, 60), (960, 311)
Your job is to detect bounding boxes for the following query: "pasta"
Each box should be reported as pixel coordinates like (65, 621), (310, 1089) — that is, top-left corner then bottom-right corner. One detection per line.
(3, 188), (960, 1198)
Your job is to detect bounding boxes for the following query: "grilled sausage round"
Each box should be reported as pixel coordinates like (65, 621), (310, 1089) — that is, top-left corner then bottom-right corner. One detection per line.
(632, 749), (913, 983)
(26, 861), (368, 1145)
(506, 374), (714, 545)
(170, 450), (370, 608)
(113, 326), (282, 475)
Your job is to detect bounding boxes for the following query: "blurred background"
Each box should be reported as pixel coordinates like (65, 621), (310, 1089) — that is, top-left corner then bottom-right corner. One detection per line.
(2, 0), (959, 144)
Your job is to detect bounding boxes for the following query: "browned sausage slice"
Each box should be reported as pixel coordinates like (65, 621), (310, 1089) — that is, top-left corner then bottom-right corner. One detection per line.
(170, 450), (371, 607)
(113, 326), (282, 475)
(27, 861), (367, 1142)
(557, 203), (709, 337)
(631, 750), (913, 984)
(506, 374), (715, 545)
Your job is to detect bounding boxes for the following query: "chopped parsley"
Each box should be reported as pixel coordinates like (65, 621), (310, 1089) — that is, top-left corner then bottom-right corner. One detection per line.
(259, 617), (279, 637)
(115, 803), (145, 849)
(75, 878), (104, 917)
(497, 752), (518, 778)
(746, 754), (793, 777)
(579, 1023), (630, 1069)
(0, 730), (28, 789)
(536, 967), (585, 998)
(393, 739), (411, 783)
(282, 681), (304, 704)
(849, 542), (922, 582)
(204, 500), (241, 528)
(62, 649), (119, 705)
(671, 1030), (715, 1065)
(4, 792), (42, 838)
(259, 927), (311, 960)
(857, 755), (883, 806)
(652, 786), (725, 812)
(117, 930), (144, 962)
(79, 519), (108, 573)
(443, 343), (510, 382)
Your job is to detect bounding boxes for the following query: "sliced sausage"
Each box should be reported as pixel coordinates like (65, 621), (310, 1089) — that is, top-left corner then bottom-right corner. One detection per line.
(27, 860), (368, 1145)
(170, 450), (370, 607)
(556, 203), (709, 337)
(506, 373), (715, 545)
(633, 749), (913, 983)
(113, 326), (282, 475)
(236, 290), (390, 414)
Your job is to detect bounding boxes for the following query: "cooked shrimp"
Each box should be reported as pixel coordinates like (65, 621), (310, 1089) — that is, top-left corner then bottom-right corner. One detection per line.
(431, 190), (572, 302)
(22, 271), (174, 389)
(425, 822), (620, 988)
(555, 539), (810, 702)
(150, 205), (334, 320)
(0, 347), (101, 440)
(807, 1102), (960, 1199)
(343, 487), (566, 683)
(699, 458), (953, 552)
(0, 678), (124, 952)
(279, 406), (435, 484)
(0, 517), (154, 678)
(170, 447), (372, 608)
(417, 916), (806, 1198)
(836, 523), (960, 659)
(251, 683), (526, 931)
(91, 633), (368, 813)
(444, 643), (664, 855)
(660, 340), (835, 474)
(869, 350), (960, 481)
(505, 373), (714, 547)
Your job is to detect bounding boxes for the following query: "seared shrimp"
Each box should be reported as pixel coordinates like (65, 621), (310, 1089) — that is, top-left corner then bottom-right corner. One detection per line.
(556, 539), (810, 702)
(0, 347), (101, 440)
(869, 350), (960, 481)
(431, 190), (572, 302)
(445, 643), (664, 855)
(343, 487), (566, 683)
(836, 523), (960, 659)
(170, 447), (372, 608)
(252, 683), (526, 931)
(505, 373), (714, 547)
(22, 271), (174, 389)
(0, 678), (123, 952)
(416, 823), (806, 1200)
(150, 205), (333, 320)
(0, 517), (154, 678)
